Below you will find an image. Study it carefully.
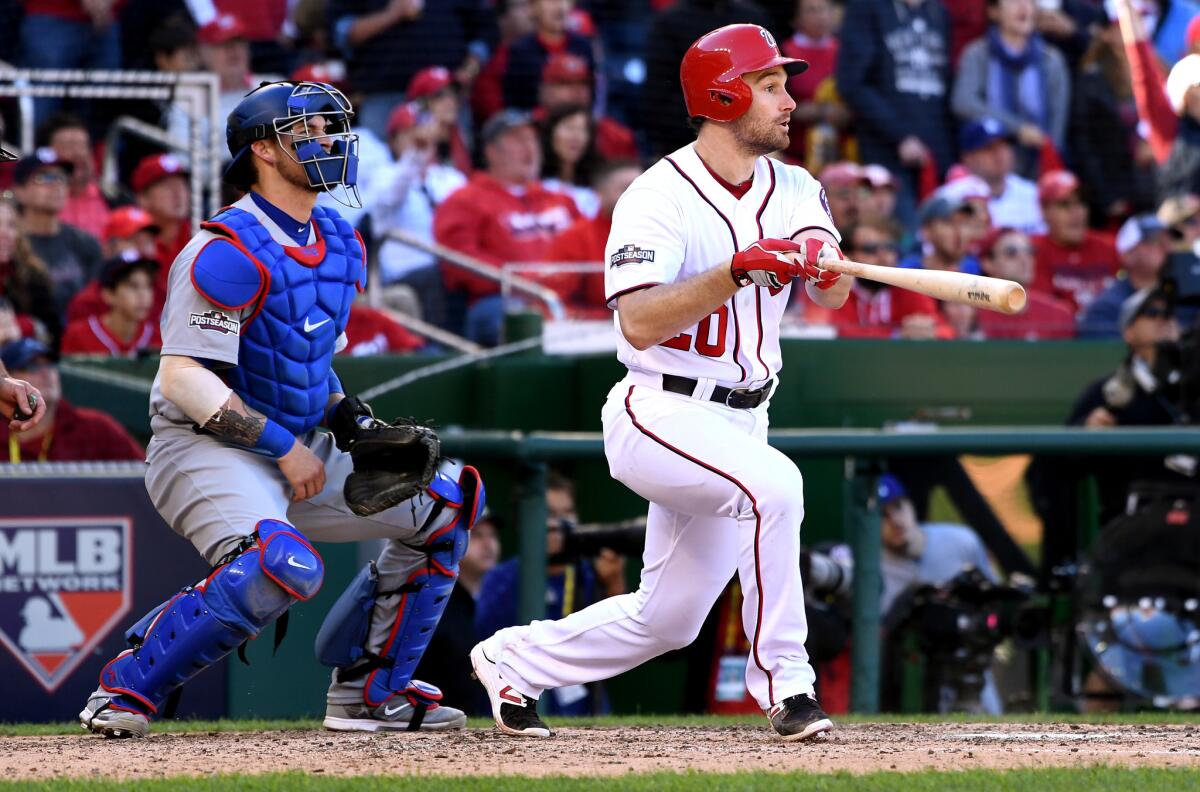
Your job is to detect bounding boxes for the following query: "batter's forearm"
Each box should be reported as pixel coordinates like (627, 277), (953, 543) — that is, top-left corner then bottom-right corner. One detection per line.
(616, 263), (739, 350)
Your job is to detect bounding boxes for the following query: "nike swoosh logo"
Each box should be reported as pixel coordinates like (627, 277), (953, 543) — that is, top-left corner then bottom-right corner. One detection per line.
(303, 316), (331, 333)
(384, 703), (406, 716)
(286, 556), (312, 570)
(499, 685), (524, 705)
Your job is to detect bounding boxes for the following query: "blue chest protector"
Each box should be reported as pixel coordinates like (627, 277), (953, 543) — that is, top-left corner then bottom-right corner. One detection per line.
(193, 205), (363, 435)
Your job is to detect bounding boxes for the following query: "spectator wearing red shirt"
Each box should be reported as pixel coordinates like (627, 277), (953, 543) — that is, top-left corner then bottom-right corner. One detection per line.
(341, 304), (425, 356)
(1032, 170), (1119, 315)
(537, 54), (638, 161)
(782, 0), (850, 163)
(502, 0), (596, 112)
(434, 110), (580, 345)
(131, 153), (193, 286)
(407, 66), (474, 176)
(0, 338), (144, 463)
(827, 221), (951, 339)
(545, 160), (643, 318)
(39, 112), (110, 240)
(472, 0), (537, 123)
(61, 252), (161, 358)
(978, 227), (1075, 339)
(66, 206), (162, 323)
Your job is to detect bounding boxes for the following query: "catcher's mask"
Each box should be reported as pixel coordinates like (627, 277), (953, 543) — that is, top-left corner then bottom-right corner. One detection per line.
(224, 80), (361, 208)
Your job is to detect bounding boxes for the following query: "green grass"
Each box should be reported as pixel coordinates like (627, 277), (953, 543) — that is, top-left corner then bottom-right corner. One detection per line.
(4, 768), (1200, 792)
(4, 711), (1200, 737)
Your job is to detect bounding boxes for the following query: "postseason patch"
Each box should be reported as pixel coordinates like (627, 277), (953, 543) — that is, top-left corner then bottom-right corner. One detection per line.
(610, 244), (655, 269)
(0, 518), (132, 692)
(819, 188), (834, 225)
(189, 310), (239, 335)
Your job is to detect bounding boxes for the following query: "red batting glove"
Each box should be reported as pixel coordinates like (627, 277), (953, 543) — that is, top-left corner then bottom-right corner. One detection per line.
(797, 237), (842, 291)
(730, 239), (803, 289)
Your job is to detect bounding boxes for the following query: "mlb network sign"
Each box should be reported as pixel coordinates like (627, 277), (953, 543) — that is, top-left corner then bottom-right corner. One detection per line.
(0, 518), (132, 692)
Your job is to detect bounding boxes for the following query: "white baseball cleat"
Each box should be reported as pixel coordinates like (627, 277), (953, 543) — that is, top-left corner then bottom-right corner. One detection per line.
(469, 642), (552, 737)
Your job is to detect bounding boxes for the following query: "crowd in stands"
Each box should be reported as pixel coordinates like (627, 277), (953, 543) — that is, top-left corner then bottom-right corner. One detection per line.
(0, 0), (1199, 359)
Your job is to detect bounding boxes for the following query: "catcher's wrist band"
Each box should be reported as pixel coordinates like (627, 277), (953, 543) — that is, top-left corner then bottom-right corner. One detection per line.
(256, 419), (296, 458)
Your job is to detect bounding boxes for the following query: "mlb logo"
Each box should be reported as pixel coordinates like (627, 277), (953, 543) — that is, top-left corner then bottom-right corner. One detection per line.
(0, 518), (132, 692)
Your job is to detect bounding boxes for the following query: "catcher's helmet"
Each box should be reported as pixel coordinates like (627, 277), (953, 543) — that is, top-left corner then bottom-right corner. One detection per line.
(680, 24), (808, 123)
(224, 80), (360, 207)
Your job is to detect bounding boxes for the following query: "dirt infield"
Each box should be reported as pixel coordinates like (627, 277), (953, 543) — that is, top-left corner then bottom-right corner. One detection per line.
(4, 722), (1200, 780)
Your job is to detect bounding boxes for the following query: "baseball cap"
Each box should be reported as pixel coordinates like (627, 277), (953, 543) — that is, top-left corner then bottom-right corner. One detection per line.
(131, 153), (189, 193)
(1119, 288), (1172, 330)
(959, 117), (1014, 154)
(917, 194), (969, 225)
(1038, 170), (1081, 204)
(290, 62), (349, 93)
(0, 337), (53, 371)
(386, 102), (433, 138)
(861, 164), (896, 190)
(98, 248), (158, 289)
(938, 173), (991, 203)
(13, 147), (73, 185)
(406, 66), (453, 100)
(877, 474), (908, 505)
(1116, 214), (1166, 255)
(480, 109), (534, 145)
(543, 53), (591, 85)
(197, 13), (248, 46)
(979, 226), (1022, 259)
(818, 161), (863, 186)
(103, 206), (160, 242)
(1167, 54), (1200, 115)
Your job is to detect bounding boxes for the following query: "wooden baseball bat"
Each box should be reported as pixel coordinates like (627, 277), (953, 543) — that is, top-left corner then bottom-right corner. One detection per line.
(818, 256), (1027, 315)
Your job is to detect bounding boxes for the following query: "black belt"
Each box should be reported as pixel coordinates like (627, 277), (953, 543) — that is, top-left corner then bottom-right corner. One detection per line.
(661, 374), (773, 409)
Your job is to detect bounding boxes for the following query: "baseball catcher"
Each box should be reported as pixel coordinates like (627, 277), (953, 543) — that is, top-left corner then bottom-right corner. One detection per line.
(78, 81), (484, 738)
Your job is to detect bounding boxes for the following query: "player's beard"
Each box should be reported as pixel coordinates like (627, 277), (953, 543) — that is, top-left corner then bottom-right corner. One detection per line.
(275, 144), (324, 194)
(729, 111), (790, 157)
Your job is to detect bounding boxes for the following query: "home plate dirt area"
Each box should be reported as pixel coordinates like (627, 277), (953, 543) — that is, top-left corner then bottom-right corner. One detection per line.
(4, 722), (1200, 780)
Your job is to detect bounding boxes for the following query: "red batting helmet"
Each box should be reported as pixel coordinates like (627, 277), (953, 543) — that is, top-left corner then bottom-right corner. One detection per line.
(680, 24), (807, 123)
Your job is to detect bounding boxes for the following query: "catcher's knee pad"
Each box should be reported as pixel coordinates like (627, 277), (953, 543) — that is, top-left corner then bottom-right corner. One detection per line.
(99, 520), (323, 716)
(316, 465), (484, 705)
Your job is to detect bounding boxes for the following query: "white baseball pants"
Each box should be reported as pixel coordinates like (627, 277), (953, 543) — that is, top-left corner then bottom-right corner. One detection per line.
(483, 373), (815, 710)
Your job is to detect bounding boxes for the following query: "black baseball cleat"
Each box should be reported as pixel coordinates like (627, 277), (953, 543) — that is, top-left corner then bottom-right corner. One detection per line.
(469, 642), (552, 738)
(767, 693), (834, 742)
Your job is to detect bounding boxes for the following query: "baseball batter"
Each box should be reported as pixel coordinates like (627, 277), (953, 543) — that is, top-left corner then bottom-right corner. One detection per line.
(471, 24), (850, 741)
(78, 81), (484, 738)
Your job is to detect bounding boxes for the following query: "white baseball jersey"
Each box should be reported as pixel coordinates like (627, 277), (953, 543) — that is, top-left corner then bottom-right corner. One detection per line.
(604, 143), (839, 388)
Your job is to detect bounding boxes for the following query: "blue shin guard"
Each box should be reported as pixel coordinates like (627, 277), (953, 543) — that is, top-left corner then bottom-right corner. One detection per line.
(99, 520), (323, 716)
(316, 466), (484, 706)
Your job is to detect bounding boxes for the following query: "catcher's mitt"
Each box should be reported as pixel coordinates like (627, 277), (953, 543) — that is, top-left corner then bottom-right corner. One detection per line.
(330, 397), (441, 517)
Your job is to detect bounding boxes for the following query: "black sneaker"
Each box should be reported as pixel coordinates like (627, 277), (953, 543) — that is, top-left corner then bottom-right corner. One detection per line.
(767, 693), (834, 742)
(469, 642), (552, 737)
